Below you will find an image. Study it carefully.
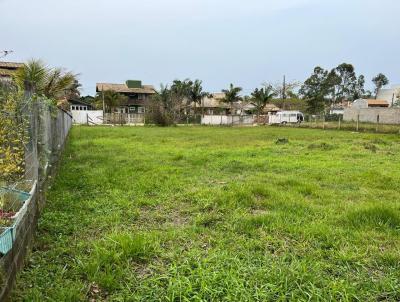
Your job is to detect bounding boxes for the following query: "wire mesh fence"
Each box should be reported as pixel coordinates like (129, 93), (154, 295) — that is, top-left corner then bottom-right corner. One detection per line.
(275, 114), (400, 134)
(0, 96), (72, 255)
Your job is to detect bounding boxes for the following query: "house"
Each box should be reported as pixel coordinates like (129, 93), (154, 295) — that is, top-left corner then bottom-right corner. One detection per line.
(263, 104), (281, 114)
(376, 85), (400, 106)
(198, 93), (255, 115)
(343, 98), (400, 124)
(329, 100), (352, 115)
(96, 80), (155, 114)
(351, 98), (389, 109)
(199, 93), (230, 115)
(0, 61), (23, 81)
(69, 99), (94, 111)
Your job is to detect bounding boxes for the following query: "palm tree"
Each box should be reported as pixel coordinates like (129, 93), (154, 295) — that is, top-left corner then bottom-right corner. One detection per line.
(221, 84), (242, 124)
(250, 85), (276, 122)
(44, 69), (78, 100)
(95, 90), (128, 113)
(13, 59), (79, 100)
(188, 79), (209, 117)
(13, 59), (48, 97)
(151, 84), (170, 109)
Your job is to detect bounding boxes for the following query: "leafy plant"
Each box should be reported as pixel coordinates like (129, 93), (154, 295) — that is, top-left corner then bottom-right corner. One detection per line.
(13, 59), (79, 100)
(221, 83), (242, 121)
(250, 85), (275, 121)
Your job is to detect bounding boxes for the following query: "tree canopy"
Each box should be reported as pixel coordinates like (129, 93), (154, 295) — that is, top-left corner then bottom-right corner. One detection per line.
(221, 84), (242, 113)
(250, 85), (275, 118)
(372, 73), (389, 96)
(13, 59), (79, 100)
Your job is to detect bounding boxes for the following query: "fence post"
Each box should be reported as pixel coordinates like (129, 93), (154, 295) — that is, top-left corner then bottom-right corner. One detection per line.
(356, 114), (359, 132)
(376, 114), (379, 133)
(86, 113), (89, 125)
(338, 115), (341, 130)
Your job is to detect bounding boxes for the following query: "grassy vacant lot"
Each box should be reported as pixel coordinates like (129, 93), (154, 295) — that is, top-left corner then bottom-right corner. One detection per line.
(13, 126), (400, 301)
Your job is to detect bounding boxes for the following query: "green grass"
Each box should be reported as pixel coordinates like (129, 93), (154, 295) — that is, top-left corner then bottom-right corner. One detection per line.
(12, 126), (400, 301)
(298, 121), (400, 134)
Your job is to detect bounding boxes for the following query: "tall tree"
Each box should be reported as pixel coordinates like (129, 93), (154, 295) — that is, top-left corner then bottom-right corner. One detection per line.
(353, 75), (366, 100)
(299, 67), (329, 114)
(221, 83), (242, 116)
(250, 85), (276, 121)
(372, 73), (389, 98)
(187, 79), (209, 116)
(170, 79), (192, 119)
(331, 63), (359, 103)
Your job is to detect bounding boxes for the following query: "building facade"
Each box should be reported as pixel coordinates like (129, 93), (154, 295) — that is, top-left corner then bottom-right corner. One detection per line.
(96, 80), (155, 114)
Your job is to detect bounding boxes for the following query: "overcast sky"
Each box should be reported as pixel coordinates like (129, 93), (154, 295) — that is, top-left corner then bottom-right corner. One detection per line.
(1, 0), (399, 95)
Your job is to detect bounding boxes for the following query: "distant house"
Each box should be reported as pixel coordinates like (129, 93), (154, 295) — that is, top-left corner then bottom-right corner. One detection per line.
(96, 80), (155, 114)
(343, 98), (400, 124)
(199, 93), (230, 115)
(352, 98), (389, 109)
(376, 85), (400, 106)
(329, 100), (352, 115)
(69, 99), (94, 111)
(0, 61), (23, 81)
(263, 104), (281, 114)
(198, 93), (255, 115)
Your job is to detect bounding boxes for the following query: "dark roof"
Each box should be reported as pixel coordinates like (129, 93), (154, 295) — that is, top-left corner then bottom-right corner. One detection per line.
(0, 61), (24, 69)
(96, 83), (155, 94)
(0, 61), (23, 77)
(69, 99), (93, 107)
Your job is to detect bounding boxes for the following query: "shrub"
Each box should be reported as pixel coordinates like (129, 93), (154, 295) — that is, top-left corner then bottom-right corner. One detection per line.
(0, 91), (28, 184)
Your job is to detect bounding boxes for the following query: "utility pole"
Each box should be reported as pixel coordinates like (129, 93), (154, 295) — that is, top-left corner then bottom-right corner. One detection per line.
(282, 75), (286, 110)
(102, 85), (105, 121)
(282, 75), (286, 100)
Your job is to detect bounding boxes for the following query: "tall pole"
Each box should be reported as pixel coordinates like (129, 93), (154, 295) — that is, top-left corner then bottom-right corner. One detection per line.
(282, 75), (286, 110)
(102, 85), (105, 122)
(283, 75), (286, 100)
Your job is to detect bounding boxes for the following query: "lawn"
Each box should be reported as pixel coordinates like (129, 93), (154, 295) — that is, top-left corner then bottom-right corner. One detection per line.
(13, 126), (400, 301)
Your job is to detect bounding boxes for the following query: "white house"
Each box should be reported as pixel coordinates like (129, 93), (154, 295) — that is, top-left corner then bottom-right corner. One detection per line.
(376, 85), (400, 106)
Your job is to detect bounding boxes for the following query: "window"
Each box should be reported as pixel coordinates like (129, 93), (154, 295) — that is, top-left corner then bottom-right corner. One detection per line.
(138, 94), (143, 100)
(137, 107), (144, 114)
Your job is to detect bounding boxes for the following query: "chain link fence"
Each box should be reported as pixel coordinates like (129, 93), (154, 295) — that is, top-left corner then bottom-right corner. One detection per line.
(0, 96), (72, 255)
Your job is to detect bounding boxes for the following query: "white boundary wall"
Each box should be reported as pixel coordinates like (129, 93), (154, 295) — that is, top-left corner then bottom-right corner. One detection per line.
(71, 110), (103, 124)
(343, 108), (400, 124)
(201, 115), (254, 125)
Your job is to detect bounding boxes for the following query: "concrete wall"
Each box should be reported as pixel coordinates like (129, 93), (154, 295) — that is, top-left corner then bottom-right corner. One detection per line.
(201, 115), (254, 125)
(71, 110), (103, 125)
(343, 108), (400, 124)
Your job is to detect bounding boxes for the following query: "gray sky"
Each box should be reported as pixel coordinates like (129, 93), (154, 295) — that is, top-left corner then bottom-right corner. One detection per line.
(1, 0), (399, 95)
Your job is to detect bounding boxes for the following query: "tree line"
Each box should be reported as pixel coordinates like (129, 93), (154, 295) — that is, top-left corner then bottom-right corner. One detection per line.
(1, 59), (393, 121)
(299, 63), (390, 114)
